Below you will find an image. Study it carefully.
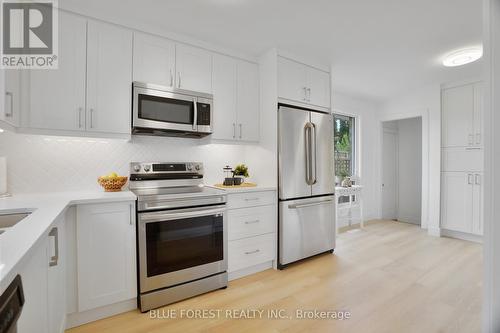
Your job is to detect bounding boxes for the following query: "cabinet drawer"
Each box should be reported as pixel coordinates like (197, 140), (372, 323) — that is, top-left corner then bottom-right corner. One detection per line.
(228, 233), (275, 272)
(228, 205), (276, 241)
(442, 147), (483, 172)
(227, 191), (276, 209)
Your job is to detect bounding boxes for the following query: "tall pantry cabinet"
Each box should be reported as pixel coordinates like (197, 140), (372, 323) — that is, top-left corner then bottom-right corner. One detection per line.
(440, 82), (483, 237)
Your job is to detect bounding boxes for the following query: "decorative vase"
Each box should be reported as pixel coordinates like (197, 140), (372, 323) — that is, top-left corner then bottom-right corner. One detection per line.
(341, 177), (352, 187)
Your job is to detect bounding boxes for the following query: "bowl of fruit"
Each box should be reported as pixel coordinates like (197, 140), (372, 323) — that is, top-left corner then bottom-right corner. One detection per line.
(97, 172), (128, 192)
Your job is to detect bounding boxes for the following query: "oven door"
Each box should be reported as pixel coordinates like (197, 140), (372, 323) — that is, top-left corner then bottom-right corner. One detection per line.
(133, 85), (198, 133)
(138, 205), (227, 293)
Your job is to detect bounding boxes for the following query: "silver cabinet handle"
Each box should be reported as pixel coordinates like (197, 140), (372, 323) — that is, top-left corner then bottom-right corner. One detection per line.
(307, 88), (311, 102)
(239, 124), (242, 139)
(233, 123), (236, 139)
(468, 134), (474, 145)
(178, 71), (181, 88)
(90, 108), (95, 128)
(170, 69), (173, 87)
(288, 198), (333, 209)
(130, 203), (135, 225)
(5, 91), (13, 117)
(476, 133), (481, 145)
(475, 174), (481, 185)
(49, 227), (59, 267)
(78, 107), (83, 128)
(303, 87), (307, 101)
(244, 220), (260, 225)
(466, 147), (481, 150)
(468, 174), (474, 185)
(245, 249), (260, 255)
(244, 197), (260, 202)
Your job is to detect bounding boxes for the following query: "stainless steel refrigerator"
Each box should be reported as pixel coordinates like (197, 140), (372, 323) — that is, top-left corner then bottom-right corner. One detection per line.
(278, 104), (335, 268)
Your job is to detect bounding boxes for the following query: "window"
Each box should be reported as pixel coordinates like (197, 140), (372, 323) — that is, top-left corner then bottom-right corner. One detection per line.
(333, 114), (355, 180)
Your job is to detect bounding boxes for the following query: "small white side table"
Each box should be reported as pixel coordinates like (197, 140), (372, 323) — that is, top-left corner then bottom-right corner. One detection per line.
(335, 185), (364, 234)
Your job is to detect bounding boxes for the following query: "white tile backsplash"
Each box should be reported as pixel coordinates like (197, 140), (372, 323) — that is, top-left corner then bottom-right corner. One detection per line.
(0, 131), (274, 194)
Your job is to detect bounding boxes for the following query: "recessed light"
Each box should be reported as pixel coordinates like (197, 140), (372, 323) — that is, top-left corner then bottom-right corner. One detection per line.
(442, 47), (483, 67)
(0, 128), (4, 133)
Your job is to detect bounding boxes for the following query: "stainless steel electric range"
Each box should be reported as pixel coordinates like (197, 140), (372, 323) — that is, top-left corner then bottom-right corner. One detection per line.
(129, 162), (227, 312)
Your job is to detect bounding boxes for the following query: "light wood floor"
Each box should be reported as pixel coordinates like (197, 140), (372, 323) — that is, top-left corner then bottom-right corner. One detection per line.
(67, 220), (482, 333)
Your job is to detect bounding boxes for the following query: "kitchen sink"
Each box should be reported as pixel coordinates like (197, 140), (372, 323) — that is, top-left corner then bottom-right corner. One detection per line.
(0, 211), (33, 235)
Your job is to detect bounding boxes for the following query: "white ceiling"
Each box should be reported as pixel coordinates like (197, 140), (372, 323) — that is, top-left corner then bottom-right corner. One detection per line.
(61, 0), (483, 102)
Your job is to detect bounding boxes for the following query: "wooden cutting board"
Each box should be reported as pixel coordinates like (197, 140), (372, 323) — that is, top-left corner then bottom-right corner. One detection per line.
(213, 182), (258, 188)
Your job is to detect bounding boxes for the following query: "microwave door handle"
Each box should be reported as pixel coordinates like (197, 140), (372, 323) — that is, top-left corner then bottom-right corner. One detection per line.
(193, 98), (198, 130)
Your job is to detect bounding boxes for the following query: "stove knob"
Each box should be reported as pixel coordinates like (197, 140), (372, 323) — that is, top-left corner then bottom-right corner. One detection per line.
(195, 164), (200, 171)
(143, 165), (151, 172)
(133, 165), (141, 172)
(187, 164), (193, 171)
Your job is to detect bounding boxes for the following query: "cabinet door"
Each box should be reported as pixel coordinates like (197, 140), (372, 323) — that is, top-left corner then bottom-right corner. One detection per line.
(175, 44), (212, 93)
(307, 67), (330, 108)
(3, 69), (22, 127)
(236, 61), (260, 142)
(87, 20), (133, 134)
(442, 85), (474, 147)
(441, 172), (473, 233)
(472, 173), (483, 235)
(278, 57), (307, 103)
(77, 202), (136, 311)
(17, 238), (49, 333)
(473, 83), (484, 147)
(29, 11), (87, 131)
(133, 32), (175, 87)
(212, 54), (237, 140)
(48, 217), (66, 333)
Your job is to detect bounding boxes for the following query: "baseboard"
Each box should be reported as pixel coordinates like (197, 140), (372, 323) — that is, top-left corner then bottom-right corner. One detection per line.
(441, 229), (483, 243)
(397, 214), (420, 225)
(65, 299), (137, 329)
(427, 226), (441, 237)
(228, 261), (274, 281)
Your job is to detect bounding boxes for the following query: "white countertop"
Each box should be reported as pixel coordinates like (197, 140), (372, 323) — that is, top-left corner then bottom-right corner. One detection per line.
(0, 191), (136, 293)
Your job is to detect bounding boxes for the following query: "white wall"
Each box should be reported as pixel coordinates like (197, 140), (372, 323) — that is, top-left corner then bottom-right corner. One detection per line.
(332, 91), (381, 220)
(0, 130), (271, 194)
(380, 84), (440, 234)
(396, 118), (422, 224)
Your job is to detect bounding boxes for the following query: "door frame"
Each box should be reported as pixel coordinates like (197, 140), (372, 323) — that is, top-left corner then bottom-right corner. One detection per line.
(381, 124), (399, 220)
(378, 111), (428, 230)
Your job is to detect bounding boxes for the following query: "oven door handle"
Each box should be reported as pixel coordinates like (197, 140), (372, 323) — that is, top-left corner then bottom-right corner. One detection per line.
(139, 207), (225, 223)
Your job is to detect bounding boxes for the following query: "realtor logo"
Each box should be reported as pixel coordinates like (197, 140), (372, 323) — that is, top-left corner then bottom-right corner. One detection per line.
(1, 0), (58, 68)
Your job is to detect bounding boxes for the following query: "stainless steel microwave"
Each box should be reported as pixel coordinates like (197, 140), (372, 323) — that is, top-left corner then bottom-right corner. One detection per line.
(132, 82), (213, 137)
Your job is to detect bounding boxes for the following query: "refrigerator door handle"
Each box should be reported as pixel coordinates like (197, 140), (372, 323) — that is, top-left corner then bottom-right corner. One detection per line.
(311, 122), (317, 185)
(304, 123), (314, 185)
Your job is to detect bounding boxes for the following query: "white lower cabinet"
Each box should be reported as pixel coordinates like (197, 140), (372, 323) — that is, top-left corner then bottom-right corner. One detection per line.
(17, 215), (65, 333)
(226, 190), (276, 279)
(441, 172), (483, 235)
(76, 202), (136, 311)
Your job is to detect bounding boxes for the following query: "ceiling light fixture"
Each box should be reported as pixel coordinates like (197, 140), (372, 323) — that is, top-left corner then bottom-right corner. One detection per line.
(442, 47), (483, 67)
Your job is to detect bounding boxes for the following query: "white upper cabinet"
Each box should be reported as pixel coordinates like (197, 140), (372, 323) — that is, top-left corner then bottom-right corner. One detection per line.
(3, 69), (22, 127)
(28, 11), (87, 131)
(236, 61), (260, 141)
(307, 67), (330, 108)
(212, 54), (259, 142)
(133, 32), (175, 87)
(175, 44), (212, 93)
(442, 83), (481, 148)
(278, 57), (307, 103)
(278, 56), (330, 109)
(86, 20), (133, 134)
(212, 54), (237, 140)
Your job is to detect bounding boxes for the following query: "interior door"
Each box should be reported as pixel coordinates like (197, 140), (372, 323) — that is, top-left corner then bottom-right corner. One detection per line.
(382, 129), (398, 219)
(279, 196), (335, 265)
(279, 106), (311, 200)
(311, 111), (335, 196)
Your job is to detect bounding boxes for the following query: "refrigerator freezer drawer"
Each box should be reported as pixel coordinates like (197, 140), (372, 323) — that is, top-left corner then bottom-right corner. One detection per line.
(279, 196), (335, 266)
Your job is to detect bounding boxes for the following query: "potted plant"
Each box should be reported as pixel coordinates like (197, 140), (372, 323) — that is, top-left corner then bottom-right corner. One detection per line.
(233, 164), (249, 185)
